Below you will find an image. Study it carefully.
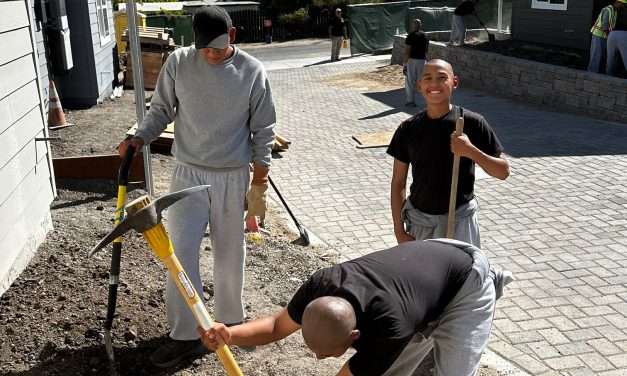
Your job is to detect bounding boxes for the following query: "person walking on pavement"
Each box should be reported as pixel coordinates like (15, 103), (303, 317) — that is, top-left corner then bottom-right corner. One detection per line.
(450, 0), (485, 46)
(118, 5), (276, 367)
(606, 3), (627, 76)
(329, 8), (347, 62)
(198, 239), (513, 376)
(403, 19), (429, 107)
(387, 59), (509, 247)
(588, 0), (625, 73)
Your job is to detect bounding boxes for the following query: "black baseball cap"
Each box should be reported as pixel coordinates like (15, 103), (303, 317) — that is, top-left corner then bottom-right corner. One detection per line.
(193, 5), (233, 49)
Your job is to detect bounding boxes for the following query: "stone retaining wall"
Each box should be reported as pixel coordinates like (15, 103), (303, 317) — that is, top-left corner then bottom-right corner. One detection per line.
(392, 35), (627, 123)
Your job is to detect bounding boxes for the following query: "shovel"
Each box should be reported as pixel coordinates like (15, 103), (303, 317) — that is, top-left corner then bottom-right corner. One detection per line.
(103, 145), (136, 375)
(268, 176), (310, 246)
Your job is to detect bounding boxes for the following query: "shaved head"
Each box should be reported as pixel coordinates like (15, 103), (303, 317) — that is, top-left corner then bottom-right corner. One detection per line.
(301, 297), (357, 357)
(424, 59), (455, 77)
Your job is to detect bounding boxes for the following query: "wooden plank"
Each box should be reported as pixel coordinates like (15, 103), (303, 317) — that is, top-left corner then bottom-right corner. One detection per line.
(275, 133), (291, 145)
(0, 55), (36, 99)
(352, 131), (394, 149)
(126, 123), (174, 153)
(52, 153), (145, 182)
(125, 51), (169, 89)
(0, 28), (32, 66)
(0, 1), (29, 33)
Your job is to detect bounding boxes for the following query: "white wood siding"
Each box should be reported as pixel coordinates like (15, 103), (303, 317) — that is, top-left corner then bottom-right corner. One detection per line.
(0, 0), (55, 296)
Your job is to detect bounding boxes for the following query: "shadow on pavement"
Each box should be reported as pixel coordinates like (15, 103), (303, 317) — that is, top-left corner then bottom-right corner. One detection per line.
(362, 88), (627, 158)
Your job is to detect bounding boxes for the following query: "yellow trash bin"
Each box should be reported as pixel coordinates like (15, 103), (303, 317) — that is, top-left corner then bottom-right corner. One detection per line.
(114, 9), (147, 56)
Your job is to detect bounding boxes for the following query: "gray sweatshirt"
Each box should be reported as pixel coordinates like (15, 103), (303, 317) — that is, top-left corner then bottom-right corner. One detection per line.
(135, 46), (276, 168)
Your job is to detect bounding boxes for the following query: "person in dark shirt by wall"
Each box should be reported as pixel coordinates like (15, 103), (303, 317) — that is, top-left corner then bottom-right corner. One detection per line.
(403, 19), (429, 107)
(329, 8), (347, 62)
(198, 239), (513, 376)
(450, 0), (485, 46)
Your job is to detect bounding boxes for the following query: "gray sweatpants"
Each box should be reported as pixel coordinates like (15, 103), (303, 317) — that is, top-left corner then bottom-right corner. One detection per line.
(606, 30), (627, 76)
(383, 239), (506, 376)
(405, 58), (426, 103)
(587, 34), (607, 73)
(450, 15), (466, 43)
(402, 198), (481, 247)
(165, 162), (249, 340)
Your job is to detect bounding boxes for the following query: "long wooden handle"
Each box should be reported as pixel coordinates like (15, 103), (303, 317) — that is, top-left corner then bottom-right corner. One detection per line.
(131, 197), (244, 376)
(163, 254), (243, 376)
(447, 117), (465, 238)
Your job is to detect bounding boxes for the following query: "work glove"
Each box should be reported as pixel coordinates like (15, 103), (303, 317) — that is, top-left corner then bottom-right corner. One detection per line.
(245, 184), (268, 225)
(402, 64), (407, 76)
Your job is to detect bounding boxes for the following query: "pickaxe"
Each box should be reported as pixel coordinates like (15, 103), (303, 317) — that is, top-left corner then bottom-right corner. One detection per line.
(89, 185), (243, 376)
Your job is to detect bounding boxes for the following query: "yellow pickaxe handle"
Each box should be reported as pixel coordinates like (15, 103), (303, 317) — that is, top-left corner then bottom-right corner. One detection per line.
(129, 198), (243, 376)
(447, 117), (464, 238)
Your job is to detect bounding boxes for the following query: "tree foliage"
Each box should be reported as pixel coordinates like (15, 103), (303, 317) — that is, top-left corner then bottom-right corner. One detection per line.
(278, 8), (310, 25)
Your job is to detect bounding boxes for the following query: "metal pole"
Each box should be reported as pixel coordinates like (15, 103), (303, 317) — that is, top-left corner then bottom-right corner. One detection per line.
(126, 0), (153, 196)
(497, 0), (503, 32)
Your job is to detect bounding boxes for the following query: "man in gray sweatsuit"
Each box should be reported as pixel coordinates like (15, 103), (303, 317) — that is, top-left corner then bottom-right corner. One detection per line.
(118, 5), (276, 368)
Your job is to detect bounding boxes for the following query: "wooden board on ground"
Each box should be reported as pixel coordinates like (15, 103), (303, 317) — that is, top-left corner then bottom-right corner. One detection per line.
(53, 153), (145, 183)
(352, 131), (394, 149)
(126, 123), (174, 154)
(126, 123), (291, 153)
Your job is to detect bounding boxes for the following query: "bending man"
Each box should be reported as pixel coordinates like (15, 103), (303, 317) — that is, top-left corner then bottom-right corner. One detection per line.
(198, 239), (512, 376)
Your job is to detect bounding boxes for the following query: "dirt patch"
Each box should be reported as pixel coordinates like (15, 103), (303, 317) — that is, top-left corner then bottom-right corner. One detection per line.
(1, 72), (501, 375)
(324, 64), (404, 91)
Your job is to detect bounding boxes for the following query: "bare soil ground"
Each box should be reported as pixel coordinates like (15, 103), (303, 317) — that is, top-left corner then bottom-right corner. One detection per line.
(0, 65), (503, 375)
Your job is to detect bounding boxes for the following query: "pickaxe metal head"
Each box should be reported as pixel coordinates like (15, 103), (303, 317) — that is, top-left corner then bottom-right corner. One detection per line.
(88, 185), (210, 258)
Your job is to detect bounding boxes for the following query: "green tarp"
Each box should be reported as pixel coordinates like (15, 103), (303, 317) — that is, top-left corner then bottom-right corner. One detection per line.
(347, 0), (511, 54)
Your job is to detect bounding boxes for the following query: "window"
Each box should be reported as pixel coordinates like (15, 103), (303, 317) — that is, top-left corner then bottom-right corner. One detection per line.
(531, 0), (568, 11)
(96, 0), (111, 45)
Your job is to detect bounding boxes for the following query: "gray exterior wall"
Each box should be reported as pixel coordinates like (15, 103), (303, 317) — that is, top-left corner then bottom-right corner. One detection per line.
(55, 0), (116, 107)
(511, 0), (594, 51)
(0, 0), (56, 296)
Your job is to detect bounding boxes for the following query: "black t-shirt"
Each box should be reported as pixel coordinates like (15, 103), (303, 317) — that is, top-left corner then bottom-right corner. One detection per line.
(287, 240), (472, 376)
(405, 30), (429, 60)
(329, 17), (345, 36)
(386, 106), (503, 215)
(454, 1), (475, 16)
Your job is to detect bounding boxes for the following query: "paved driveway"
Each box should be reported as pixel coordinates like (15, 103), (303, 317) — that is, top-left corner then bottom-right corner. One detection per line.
(260, 53), (627, 375)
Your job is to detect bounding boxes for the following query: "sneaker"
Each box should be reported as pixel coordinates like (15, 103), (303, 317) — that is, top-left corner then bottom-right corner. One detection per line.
(149, 338), (210, 368)
(405, 101), (416, 107)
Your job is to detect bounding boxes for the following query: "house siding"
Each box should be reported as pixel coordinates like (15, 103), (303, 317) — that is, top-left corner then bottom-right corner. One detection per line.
(55, 0), (116, 107)
(0, 0), (55, 296)
(512, 0), (594, 51)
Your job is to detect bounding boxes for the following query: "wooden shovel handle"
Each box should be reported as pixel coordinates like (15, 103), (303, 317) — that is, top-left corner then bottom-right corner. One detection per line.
(447, 117), (464, 238)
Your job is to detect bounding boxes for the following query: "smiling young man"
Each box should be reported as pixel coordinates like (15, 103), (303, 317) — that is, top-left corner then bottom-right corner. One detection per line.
(197, 239), (513, 376)
(387, 59), (509, 247)
(118, 5), (276, 367)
